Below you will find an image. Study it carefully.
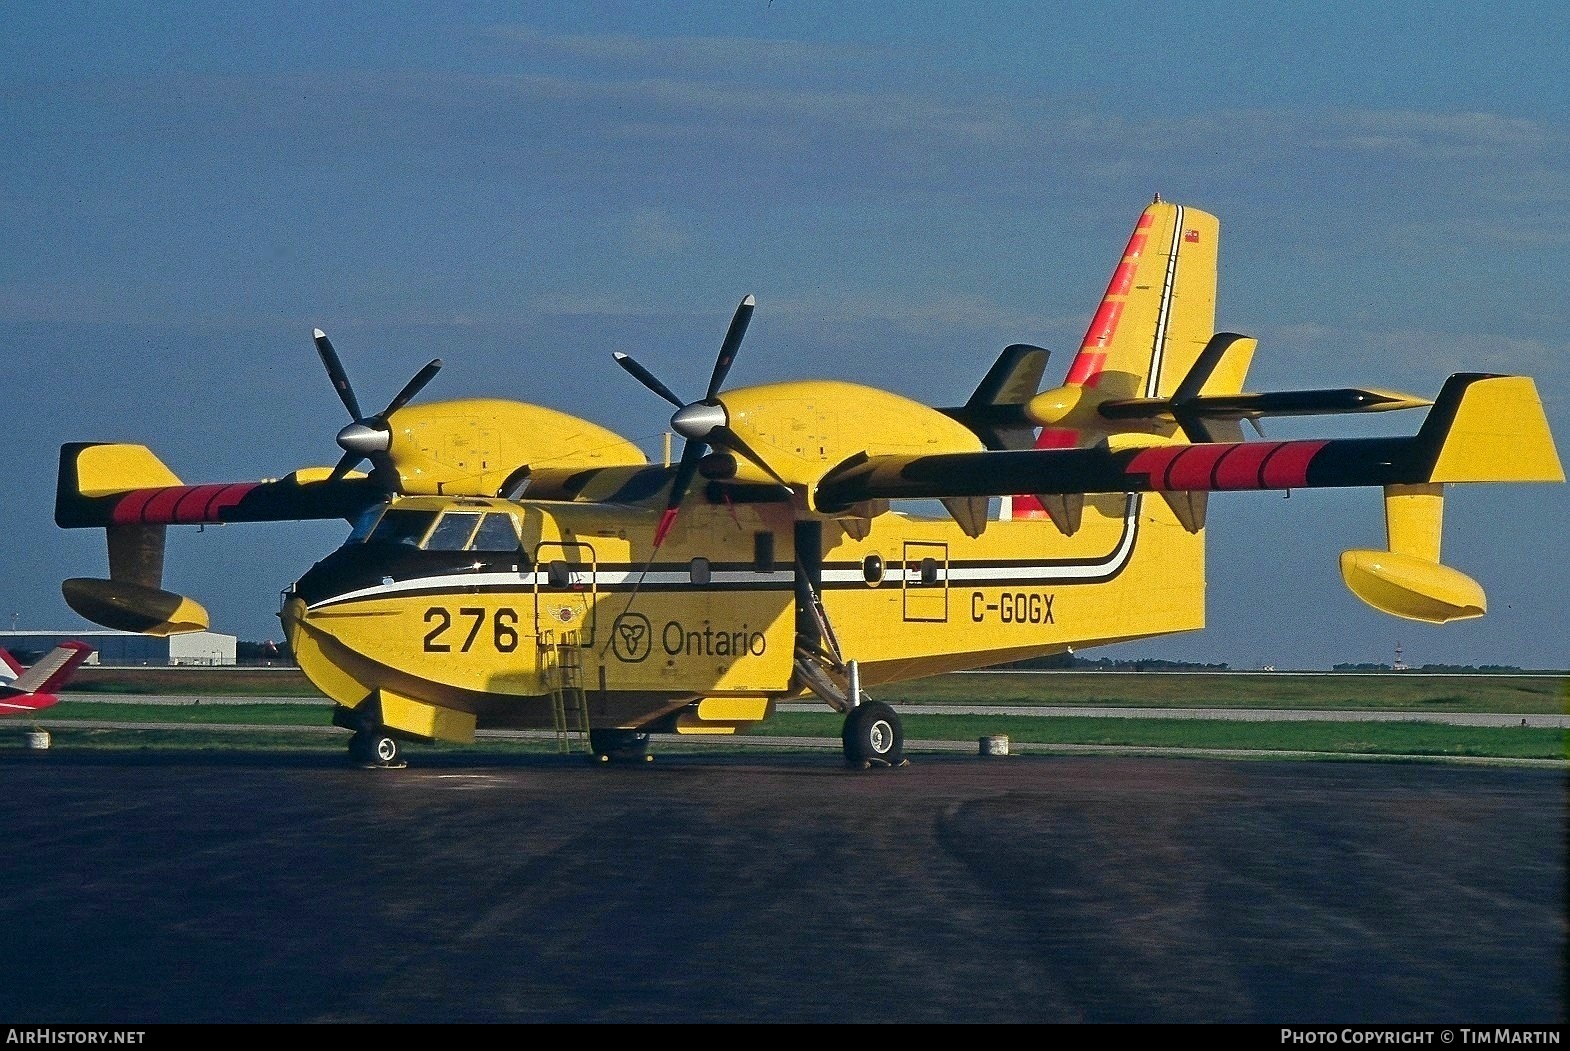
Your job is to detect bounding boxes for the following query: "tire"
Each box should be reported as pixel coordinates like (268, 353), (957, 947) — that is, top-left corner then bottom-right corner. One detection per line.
(371, 733), (400, 765)
(842, 701), (904, 767)
(350, 729), (401, 767)
(589, 728), (652, 764)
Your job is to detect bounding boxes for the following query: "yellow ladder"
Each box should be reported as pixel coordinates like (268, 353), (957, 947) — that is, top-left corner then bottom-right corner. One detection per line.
(542, 630), (590, 754)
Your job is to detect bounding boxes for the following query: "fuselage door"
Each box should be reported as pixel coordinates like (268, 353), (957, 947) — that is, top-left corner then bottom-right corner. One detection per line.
(534, 541), (597, 646)
(902, 540), (949, 623)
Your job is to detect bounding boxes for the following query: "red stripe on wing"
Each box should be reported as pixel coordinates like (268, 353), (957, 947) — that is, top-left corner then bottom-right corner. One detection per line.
(1260, 441), (1327, 489)
(110, 483), (262, 524)
(1127, 441), (1329, 491)
(1211, 442), (1281, 489)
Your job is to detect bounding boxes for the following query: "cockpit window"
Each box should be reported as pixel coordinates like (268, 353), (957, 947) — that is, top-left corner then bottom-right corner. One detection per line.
(368, 509), (439, 547)
(470, 512), (522, 551)
(426, 511), (483, 551)
(345, 503), (387, 544)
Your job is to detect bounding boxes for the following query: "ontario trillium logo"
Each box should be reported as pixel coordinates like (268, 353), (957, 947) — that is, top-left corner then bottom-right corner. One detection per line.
(612, 613), (652, 662)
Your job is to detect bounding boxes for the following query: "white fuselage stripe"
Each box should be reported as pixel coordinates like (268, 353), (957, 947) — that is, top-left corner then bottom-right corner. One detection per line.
(306, 504), (1145, 610)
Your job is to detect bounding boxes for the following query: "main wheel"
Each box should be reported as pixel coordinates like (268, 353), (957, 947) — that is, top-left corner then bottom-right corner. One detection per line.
(842, 701), (904, 767)
(589, 728), (653, 764)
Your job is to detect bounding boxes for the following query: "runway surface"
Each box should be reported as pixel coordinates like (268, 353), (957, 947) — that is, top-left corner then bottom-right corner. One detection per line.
(0, 748), (1563, 1024)
(51, 692), (1570, 728)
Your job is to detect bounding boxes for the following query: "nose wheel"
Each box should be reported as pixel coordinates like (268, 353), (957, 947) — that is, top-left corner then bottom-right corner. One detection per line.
(842, 701), (906, 768)
(350, 729), (406, 769)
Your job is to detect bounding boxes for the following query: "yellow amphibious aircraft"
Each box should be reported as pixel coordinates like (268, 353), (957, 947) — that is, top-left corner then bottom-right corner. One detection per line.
(55, 198), (1564, 768)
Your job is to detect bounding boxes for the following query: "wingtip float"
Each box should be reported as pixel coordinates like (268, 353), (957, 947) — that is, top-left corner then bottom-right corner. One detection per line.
(55, 199), (1564, 768)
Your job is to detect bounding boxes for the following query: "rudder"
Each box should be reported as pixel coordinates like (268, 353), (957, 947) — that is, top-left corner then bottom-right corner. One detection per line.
(1059, 197), (1218, 401)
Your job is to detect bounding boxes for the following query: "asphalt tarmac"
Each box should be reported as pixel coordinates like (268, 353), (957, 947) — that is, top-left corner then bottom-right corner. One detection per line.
(0, 748), (1563, 1024)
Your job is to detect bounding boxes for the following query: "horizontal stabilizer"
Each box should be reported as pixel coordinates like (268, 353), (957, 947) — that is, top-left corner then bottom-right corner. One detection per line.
(1094, 330), (1430, 442)
(1099, 386), (1430, 425)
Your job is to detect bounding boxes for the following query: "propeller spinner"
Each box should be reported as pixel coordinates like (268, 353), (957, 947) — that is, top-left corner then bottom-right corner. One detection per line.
(313, 328), (443, 484)
(613, 294), (791, 546)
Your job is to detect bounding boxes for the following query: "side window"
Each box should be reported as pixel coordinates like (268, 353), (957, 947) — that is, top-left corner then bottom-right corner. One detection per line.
(470, 513), (522, 551)
(426, 512), (482, 551)
(863, 554), (884, 585)
(690, 557), (712, 586)
(546, 560), (572, 589)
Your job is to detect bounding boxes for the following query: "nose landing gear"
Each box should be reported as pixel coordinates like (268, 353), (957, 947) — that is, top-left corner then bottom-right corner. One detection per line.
(349, 729), (407, 769)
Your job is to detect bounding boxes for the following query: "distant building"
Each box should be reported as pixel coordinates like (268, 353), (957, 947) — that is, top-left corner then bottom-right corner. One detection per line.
(0, 630), (238, 666)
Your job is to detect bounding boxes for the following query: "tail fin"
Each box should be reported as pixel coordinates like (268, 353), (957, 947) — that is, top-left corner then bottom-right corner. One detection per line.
(1014, 197), (1219, 519)
(1060, 197), (1218, 401)
(0, 642), (93, 714)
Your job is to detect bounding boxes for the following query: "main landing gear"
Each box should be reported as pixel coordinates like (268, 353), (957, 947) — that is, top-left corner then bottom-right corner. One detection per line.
(842, 700), (906, 769)
(590, 728), (653, 764)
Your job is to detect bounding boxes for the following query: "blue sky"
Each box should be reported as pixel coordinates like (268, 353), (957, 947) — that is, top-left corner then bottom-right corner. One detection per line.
(3, 2), (1566, 669)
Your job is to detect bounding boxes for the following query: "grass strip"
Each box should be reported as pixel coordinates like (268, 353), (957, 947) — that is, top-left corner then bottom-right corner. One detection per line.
(16, 705), (1565, 761)
(759, 712), (1565, 760)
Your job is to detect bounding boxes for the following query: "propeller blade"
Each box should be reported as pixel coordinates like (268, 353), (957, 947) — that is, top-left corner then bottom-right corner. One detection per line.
(655, 440), (707, 547)
(717, 427), (794, 494)
(613, 352), (686, 409)
(327, 449), (365, 483)
(383, 359), (443, 417)
(313, 329), (364, 420)
(706, 294), (755, 401)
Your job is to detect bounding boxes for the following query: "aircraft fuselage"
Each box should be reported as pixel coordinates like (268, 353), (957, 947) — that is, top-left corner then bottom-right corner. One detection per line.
(281, 488), (1206, 745)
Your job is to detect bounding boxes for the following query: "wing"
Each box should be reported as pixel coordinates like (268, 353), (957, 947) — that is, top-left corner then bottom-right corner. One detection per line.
(815, 374), (1563, 623)
(55, 443), (388, 635)
(819, 374), (1562, 507)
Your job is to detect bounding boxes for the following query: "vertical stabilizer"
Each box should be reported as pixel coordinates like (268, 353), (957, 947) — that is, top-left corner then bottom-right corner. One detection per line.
(1060, 197), (1218, 400)
(0, 641), (93, 712)
(1016, 198), (1219, 519)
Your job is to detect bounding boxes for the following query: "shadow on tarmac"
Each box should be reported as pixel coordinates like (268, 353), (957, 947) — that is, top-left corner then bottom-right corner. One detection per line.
(1, 747), (1563, 1023)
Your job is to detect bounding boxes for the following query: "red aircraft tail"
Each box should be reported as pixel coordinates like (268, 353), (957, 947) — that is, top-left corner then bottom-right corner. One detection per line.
(0, 641), (93, 715)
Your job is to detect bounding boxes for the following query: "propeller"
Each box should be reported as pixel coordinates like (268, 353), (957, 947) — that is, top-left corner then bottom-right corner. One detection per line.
(613, 294), (791, 547)
(313, 328), (443, 484)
